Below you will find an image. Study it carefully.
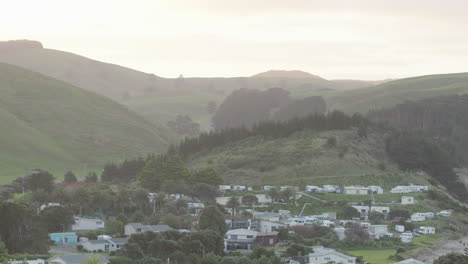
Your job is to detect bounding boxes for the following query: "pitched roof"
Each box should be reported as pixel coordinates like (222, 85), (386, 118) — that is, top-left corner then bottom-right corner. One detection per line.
(392, 259), (426, 264)
(86, 239), (109, 245)
(109, 238), (129, 244)
(147, 224), (172, 232)
(48, 254), (109, 264)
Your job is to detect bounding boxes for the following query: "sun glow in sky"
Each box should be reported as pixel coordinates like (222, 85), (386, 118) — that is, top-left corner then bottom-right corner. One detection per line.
(2, 0), (468, 79)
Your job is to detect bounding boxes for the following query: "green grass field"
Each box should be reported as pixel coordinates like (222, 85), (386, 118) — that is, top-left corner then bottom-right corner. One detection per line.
(347, 248), (396, 264)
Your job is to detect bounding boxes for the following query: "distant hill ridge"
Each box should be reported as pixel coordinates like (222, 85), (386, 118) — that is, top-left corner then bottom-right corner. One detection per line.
(252, 70), (324, 79)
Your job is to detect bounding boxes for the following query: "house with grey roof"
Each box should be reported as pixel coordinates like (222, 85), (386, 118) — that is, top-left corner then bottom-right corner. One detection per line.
(391, 259), (426, 264)
(124, 223), (172, 236)
(308, 246), (356, 264)
(47, 254), (109, 264)
(81, 237), (128, 252)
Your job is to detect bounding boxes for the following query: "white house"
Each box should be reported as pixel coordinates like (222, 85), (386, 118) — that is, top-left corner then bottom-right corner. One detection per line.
(391, 258), (426, 264)
(256, 220), (287, 233)
(124, 223), (172, 236)
(368, 225), (390, 239)
(418, 226), (435, 235)
(263, 185), (275, 191)
(47, 255), (109, 264)
(395, 225), (405, 233)
(368, 186), (384, 194)
(81, 238), (128, 252)
(401, 196), (415, 205)
(371, 206), (390, 214)
(400, 232), (413, 243)
(323, 185), (339, 193)
(232, 185), (246, 191)
(306, 185), (322, 193)
(438, 210), (453, 217)
(71, 217), (105, 231)
(344, 186), (369, 195)
(411, 212), (434, 222)
(391, 185), (430, 194)
(225, 229), (258, 251)
(219, 185), (232, 191)
(308, 246), (356, 264)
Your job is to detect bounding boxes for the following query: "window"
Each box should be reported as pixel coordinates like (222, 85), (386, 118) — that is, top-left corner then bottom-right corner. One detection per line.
(137, 228), (142, 232)
(247, 236), (253, 238)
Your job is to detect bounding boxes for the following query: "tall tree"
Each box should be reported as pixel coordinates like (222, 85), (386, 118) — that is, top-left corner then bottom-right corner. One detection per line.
(199, 206), (227, 236)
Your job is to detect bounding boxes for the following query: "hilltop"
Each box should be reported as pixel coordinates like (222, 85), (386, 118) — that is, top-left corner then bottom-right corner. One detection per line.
(252, 70), (324, 79)
(0, 63), (172, 180)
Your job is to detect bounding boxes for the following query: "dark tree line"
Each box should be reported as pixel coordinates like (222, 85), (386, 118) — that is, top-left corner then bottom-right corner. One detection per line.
(386, 131), (468, 201)
(369, 94), (468, 165)
(173, 111), (367, 158)
(101, 156), (149, 183)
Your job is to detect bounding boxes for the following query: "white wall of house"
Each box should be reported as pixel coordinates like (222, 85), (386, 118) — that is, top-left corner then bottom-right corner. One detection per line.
(308, 247), (356, 264)
(401, 196), (415, 205)
(344, 186), (369, 195)
(72, 217), (104, 231)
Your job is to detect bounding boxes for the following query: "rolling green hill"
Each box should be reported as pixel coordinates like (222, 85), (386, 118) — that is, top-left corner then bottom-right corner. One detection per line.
(326, 72), (468, 114)
(0, 63), (172, 181)
(187, 128), (432, 187)
(0, 41), (380, 129)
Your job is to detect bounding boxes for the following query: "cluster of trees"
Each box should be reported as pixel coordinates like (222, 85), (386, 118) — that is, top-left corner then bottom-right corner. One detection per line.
(212, 87), (329, 131)
(139, 155), (222, 196)
(0, 201), (51, 254)
(101, 157), (148, 183)
(369, 94), (468, 165)
(386, 131), (468, 201)
(175, 110), (367, 158)
(167, 115), (200, 137)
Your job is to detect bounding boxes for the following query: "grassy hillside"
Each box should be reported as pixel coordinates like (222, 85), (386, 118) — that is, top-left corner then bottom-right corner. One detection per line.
(326, 72), (468, 114)
(187, 128), (431, 187)
(0, 42), (379, 128)
(0, 63), (172, 181)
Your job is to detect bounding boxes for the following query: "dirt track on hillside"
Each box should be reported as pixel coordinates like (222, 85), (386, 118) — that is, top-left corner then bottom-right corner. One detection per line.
(415, 236), (467, 263)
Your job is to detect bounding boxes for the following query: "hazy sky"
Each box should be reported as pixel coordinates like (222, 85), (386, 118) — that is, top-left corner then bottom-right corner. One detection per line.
(2, 0), (468, 79)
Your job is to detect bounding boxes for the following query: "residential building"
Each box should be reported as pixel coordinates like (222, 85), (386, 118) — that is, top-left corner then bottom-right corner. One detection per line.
(124, 223), (172, 236)
(323, 185), (340, 193)
(371, 206), (390, 214)
(395, 225), (405, 232)
(438, 210), (453, 217)
(255, 232), (279, 247)
(232, 185), (246, 191)
(400, 232), (413, 243)
(81, 238), (128, 252)
(411, 212), (434, 222)
(187, 202), (204, 215)
(225, 229), (258, 251)
(344, 186), (369, 195)
(49, 232), (78, 245)
(351, 206), (389, 218)
(306, 185), (322, 193)
(71, 217), (104, 231)
(391, 259), (426, 264)
(390, 185), (430, 194)
(219, 185), (232, 191)
(255, 220), (286, 233)
(401, 196), (415, 205)
(368, 225), (390, 239)
(418, 226), (435, 234)
(263, 185), (275, 191)
(47, 254), (109, 264)
(368, 186), (384, 194)
(226, 219), (252, 230)
(308, 246), (356, 264)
